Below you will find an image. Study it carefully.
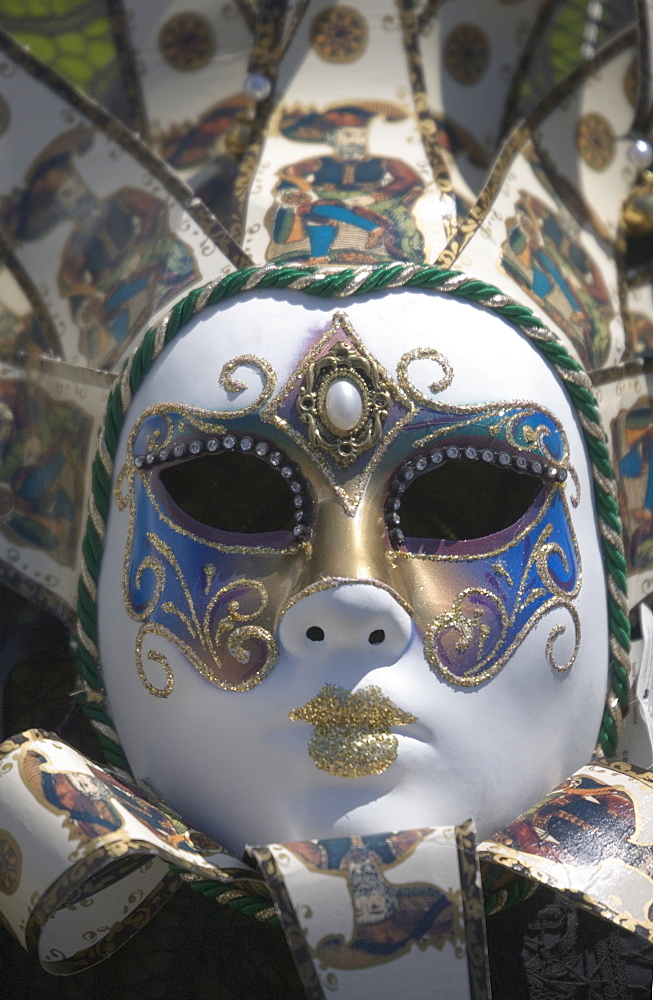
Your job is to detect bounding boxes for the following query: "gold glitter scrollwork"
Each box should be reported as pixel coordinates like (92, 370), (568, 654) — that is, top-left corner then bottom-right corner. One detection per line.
(490, 409), (578, 502)
(129, 404), (228, 445)
(397, 347), (454, 408)
(424, 588), (509, 686)
(489, 409), (562, 459)
(545, 607), (581, 672)
(425, 510), (582, 685)
(114, 462), (132, 512)
(132, 555), (165, 621)
(127, 532), (278, 694)
(226, 625), (275, 666)
(136, 624), (175, 697)
(219, 354), (276, 415)
(533, 526), (575, 597)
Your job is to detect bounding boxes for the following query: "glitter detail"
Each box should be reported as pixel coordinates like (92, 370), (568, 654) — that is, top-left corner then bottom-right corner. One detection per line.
(218, 355), (277, 415)
(289, 683), (418, 777)
(423, 511), (582, 686)
(136, 625), (175, 697)
(128, 541), (280, 693)
(396, 347), (454, 407)
(545, 611), (581, 671)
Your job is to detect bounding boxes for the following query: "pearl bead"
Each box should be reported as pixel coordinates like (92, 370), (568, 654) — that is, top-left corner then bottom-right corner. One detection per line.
(325, 378), (363, 432)
(243, 72), (271, 101)
(628, 138), (653, 169)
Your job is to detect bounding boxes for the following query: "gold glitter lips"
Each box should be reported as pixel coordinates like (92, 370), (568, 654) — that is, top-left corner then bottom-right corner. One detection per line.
(289, 684), (418, 777)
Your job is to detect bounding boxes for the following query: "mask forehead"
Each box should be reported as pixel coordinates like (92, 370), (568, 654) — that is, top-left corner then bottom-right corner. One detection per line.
(130, 289), (577, 414)
(95, 283), (612, 851)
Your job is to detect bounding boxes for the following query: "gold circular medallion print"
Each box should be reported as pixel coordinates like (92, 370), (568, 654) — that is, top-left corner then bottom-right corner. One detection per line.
(444, 24), (490, 85)
(159, 13), (217, 72)
(310, 6), (368, 63)
(576, 113), (615, 171)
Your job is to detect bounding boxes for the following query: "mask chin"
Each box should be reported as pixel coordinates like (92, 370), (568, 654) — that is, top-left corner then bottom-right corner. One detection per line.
(96, 286), (609, 852)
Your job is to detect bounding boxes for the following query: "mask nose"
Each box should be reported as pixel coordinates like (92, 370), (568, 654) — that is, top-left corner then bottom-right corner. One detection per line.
(277, 582), (413, 670)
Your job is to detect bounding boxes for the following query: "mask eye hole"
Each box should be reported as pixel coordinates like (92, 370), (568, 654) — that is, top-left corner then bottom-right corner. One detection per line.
(140, 435), (311, 540)
(386, 445), (567, 548)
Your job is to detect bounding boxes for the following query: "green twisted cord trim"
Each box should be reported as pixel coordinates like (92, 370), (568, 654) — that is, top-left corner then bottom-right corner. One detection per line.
(74, 262), (630, 918)
(167, 864), (280, 926)
(482, 866), (537, 916)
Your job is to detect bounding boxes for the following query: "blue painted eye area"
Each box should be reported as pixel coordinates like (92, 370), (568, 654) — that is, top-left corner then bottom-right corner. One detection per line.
(386, 444), (566, 548)
(136, 434), (312, 541)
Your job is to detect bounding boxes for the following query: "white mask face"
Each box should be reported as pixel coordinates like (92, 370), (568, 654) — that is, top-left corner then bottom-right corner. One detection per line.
(97, 289), (608, 853)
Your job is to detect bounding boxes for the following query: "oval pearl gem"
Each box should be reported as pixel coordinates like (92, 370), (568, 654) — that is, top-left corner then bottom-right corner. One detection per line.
(628, 138), (653, 169)
(325, 378), (363, 432)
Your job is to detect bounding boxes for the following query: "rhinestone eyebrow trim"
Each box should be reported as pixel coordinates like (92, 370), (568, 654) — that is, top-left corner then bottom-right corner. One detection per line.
(133, 432), (313, 541)
(385, 443), (567, 548)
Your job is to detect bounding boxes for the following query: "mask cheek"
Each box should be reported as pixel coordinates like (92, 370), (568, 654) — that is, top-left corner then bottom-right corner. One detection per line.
(398, 487), (581, 687)
(122, 474), (302, 694)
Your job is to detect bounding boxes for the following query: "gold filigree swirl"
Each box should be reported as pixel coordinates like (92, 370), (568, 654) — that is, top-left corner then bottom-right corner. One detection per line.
(128, 533), (278, 694)
(219, 354), (276, 414)
(397, 347), (454, 407)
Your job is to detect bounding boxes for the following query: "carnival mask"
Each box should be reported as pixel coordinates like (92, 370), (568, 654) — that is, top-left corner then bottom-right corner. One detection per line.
(97, 286), (609, 853)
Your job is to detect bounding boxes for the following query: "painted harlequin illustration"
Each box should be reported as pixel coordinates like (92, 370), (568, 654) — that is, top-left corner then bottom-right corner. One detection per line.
(282, 831), (458, 969)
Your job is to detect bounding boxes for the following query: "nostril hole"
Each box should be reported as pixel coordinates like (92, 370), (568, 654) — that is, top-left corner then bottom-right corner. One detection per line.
(368, 629), (385, 646)
(306, 626), (325, 642)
